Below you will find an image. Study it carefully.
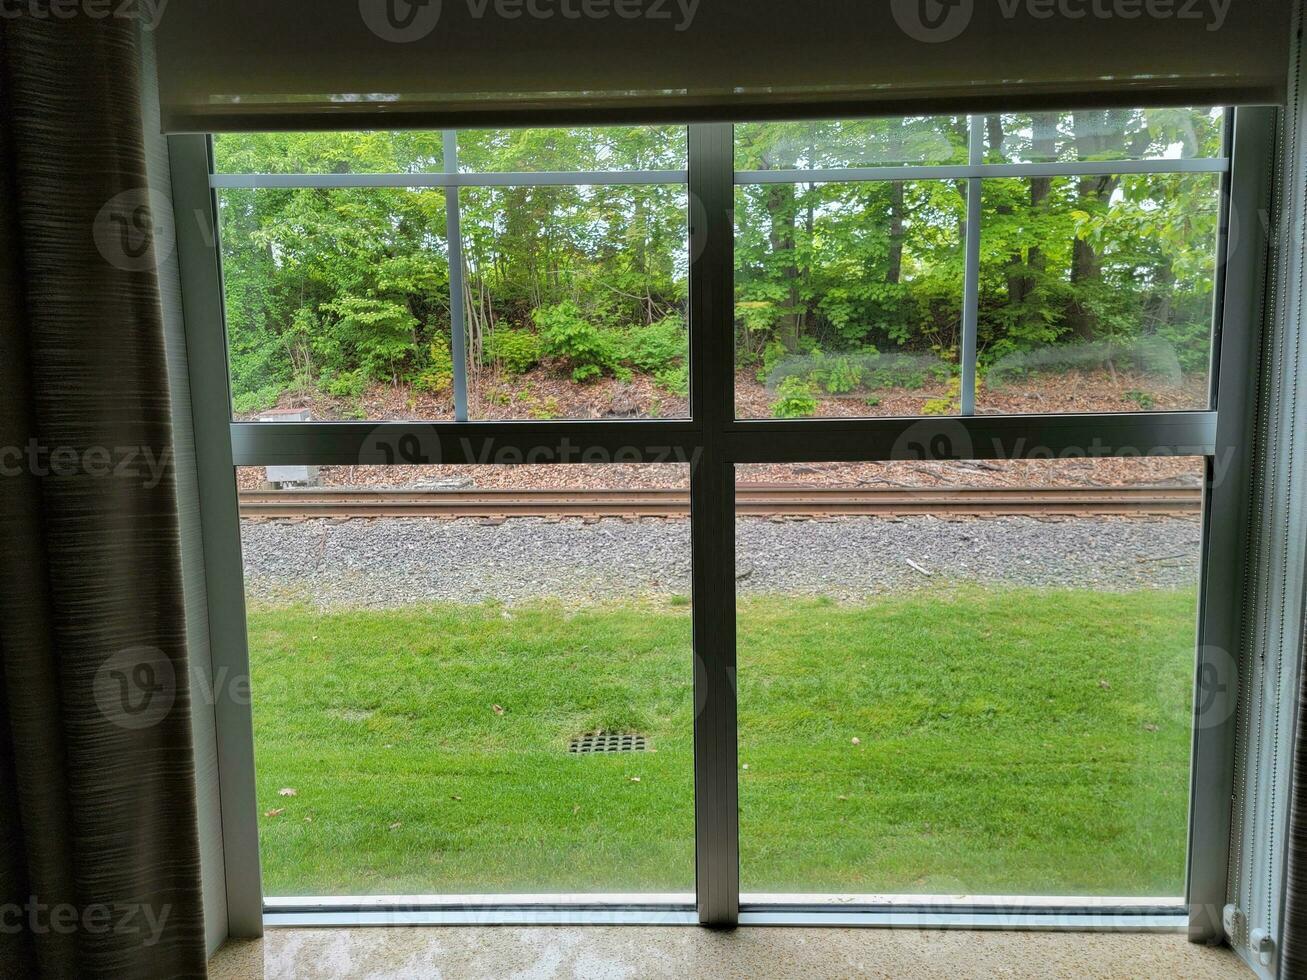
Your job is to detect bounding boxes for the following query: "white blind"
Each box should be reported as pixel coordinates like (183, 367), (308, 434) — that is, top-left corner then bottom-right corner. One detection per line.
(156, 0), (1291, 132)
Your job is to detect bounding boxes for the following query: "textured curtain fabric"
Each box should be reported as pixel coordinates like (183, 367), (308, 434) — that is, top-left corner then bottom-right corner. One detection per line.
(1257, 5), (1307, 977)
(0, 16), (207, 980)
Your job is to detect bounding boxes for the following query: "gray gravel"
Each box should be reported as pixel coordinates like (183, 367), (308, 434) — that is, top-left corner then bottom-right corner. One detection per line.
(240, 515), (1202, 608)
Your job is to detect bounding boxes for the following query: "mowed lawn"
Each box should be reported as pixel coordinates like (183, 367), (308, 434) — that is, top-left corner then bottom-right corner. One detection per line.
(247, 587), (1197, 898)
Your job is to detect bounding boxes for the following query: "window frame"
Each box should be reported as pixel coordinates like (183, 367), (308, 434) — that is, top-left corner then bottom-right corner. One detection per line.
(167, 106), (1272, 936)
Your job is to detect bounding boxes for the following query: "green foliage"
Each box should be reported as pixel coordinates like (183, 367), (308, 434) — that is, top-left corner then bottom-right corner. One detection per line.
(535, 302), (619, 383)
(483, 329), (542, 375)
(1124, 389), (1157, 410)
(654, 363), (689, 397)
(919, 377), (960, 416)
(322, 369), (367, 399)
(824, 356), (863, 394)
(319, 295), (418, 385)
(770, 376), (818, 418)
(619, 316), (686, 374)
(412, 339), (454, 395)
(216, 112), (1222, 413)
(232, 385), (284, 416)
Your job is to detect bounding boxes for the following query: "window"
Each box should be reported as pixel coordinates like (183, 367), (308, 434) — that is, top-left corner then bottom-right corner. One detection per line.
(179, 105), (1253, 929)
(733, 109), (1226, 419)
(212, 126), (688, 423)
(736, 457), (1203, 899)
(240, 464), (695, 898)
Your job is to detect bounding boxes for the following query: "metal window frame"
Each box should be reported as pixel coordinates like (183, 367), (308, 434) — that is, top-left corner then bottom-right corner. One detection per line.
(170, 109), (1265, 938)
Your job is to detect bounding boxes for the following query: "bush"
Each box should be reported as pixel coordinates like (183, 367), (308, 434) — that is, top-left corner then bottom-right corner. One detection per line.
(232, 385), (283, 416)
(655, 363), (689, 397)
(771, 376), (818, 418)
(412, 339), (454, 394)
(483, 328), (542, 375)
(322, 369), (368, 399)
(534, 301), (618, 382)
(1124, 389), (1157, 410)
(824, 356), (863, 394)
(620, 317), (686, 374)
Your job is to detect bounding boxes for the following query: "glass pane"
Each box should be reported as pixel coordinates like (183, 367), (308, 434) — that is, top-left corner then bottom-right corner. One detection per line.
(457, 125), (687, 173)
(241, 464), (694, 897)
(736, 457), (1203, 899)
(981, 108), (1224, 164)
(735, 117), (970, 171)
(218, 187), (454, 421)
(461, 183), (689, 421)
(735, 180), (964, 419)
(977, 173), (1221, 414)
(213, 131), (445, 174)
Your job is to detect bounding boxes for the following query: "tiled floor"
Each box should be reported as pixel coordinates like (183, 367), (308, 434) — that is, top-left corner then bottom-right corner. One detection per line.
(210, 927), (1248, 979)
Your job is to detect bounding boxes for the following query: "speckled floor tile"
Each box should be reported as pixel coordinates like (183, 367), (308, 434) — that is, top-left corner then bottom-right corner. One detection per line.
(209, 927), (1249, 979)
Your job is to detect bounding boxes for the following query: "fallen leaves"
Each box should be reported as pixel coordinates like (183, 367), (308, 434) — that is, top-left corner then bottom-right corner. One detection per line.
(492, 704), (505, 716)
(278, 787), (298, 797)
(264, 808), (285, 818)
(850, 737), (861, 746)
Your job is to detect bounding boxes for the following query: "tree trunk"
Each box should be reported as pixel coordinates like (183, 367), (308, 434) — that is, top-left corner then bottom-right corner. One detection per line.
(1066, 111), (1125, 340)
(887, 181), (905, 286)
(764, 181), (802, 351)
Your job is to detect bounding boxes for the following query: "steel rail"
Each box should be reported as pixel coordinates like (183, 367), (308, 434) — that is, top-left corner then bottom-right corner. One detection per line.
(237, 485), (1203, 519)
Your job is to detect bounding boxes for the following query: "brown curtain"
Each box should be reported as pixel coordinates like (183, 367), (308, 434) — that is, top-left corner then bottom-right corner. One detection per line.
(0, 15), (207, 980)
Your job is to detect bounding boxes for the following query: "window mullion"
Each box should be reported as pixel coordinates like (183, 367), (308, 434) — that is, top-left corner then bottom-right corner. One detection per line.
(961, 115), (983, 417)
(687, 121), (739, 928)
(444, 130), (470, 422)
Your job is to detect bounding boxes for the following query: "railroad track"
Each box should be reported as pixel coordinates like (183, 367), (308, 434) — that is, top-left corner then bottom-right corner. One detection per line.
(238, 485), (1203, 519)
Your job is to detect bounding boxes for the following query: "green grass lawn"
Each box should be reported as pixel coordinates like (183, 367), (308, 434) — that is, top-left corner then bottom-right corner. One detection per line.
(248, 586), (1196, 898)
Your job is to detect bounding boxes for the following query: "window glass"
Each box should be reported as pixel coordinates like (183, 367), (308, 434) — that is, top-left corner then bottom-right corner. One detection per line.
(735, 117), (969, 171)
(735, 180), (964, 419)
(213, 131), (445, 174)
(242, 464), (695, 897)
(218, 187), (454, 421)
(736, 457), (1203, 899)
(977, 173), (1221, 414)
(981, 108), (1225, 165)
(457, 125), (686, 173)
(460, 183), (689, 421)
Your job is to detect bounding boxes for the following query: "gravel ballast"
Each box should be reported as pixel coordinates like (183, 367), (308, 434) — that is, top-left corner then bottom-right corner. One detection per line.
(240, 515), (1202, 608)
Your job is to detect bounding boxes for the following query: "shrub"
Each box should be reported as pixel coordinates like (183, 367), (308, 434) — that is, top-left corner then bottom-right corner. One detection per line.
(534, 301), (617, 382)
(655, 363), (689, 397)
(756, 339), (791, 384)
(824, 356), (863, 394)
(1124, 389), (1157, 410)
(319, 295), (416, 384)
(232, 385), (283, 416)
(412, 339), (454, 394)
(771, 376), (818, 419)
(483, 328), (542, 375)
(621, 316), (686, 374)
(322, 369), (368, 399)
(921, 377), (962, 416)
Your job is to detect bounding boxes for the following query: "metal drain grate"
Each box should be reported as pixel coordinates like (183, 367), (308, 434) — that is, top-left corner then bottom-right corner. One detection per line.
(569, 732), (648, 754)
